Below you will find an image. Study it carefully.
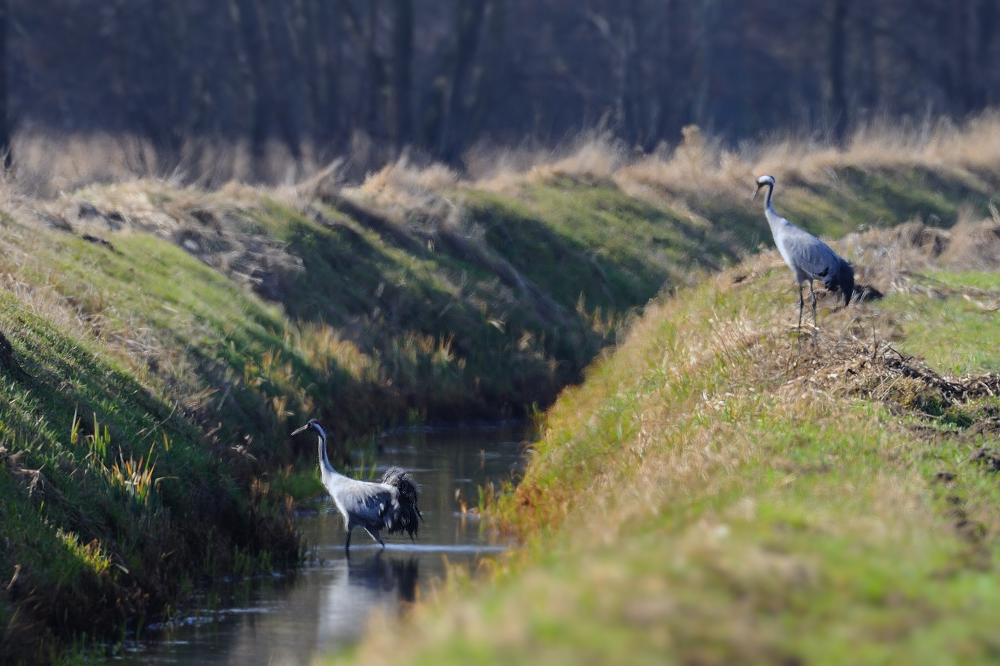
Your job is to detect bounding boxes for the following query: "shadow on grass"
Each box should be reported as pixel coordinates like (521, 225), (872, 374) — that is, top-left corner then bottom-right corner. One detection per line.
(0, 295), (298, 660)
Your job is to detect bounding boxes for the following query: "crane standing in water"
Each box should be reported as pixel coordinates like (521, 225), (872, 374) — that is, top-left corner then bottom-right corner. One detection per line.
(292, 419), (421, 550)
(753, 174), (855, 331)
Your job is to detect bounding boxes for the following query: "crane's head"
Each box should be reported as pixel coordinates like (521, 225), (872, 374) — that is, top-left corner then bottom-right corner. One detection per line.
(752, 174), (775, 200)
(291, 418), (322, 436)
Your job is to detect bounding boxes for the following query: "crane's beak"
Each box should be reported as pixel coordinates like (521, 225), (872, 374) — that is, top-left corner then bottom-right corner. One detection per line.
(291, 423), (310, 436)
(751, 184), (763, 201)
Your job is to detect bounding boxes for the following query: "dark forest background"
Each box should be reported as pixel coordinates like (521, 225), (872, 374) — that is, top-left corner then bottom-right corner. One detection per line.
(1, 0), (998, 181)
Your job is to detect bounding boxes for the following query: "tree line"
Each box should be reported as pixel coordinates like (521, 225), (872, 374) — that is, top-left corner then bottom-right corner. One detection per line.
(1, 0), (996, 177)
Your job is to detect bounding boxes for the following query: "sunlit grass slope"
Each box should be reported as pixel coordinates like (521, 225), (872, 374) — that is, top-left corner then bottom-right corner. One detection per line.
(8, 158), (752, 661)
(346, 250), (1000, 664)
(4, 119), (1000, 661)
(0, 230), (300, 662)
(0, 162), (779, 660)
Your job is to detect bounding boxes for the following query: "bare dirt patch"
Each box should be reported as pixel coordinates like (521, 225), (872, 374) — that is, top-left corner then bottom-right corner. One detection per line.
(970, 446), (1000, 473)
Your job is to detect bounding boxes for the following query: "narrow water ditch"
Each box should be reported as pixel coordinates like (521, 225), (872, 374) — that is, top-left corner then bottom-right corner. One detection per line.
(105, 423), (528, 665)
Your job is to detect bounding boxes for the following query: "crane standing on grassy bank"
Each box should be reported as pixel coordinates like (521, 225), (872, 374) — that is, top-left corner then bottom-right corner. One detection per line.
(753, 174), (855, 330)
(292, 419), (421, 550)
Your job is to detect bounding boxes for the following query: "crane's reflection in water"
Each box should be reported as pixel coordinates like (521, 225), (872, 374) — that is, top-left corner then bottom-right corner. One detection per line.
(118, 423), (526, 666)
(316, 550), (418, 650)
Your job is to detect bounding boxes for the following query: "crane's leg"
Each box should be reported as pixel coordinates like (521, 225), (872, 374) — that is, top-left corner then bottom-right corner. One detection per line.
(797, 284), (805, 332)
(345, 528), (353, 551)
(365, 528), (386, 547)
(809, 281), (818, 331)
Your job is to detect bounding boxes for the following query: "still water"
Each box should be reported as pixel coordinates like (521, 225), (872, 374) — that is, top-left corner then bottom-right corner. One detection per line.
(116, 423), (527, 665)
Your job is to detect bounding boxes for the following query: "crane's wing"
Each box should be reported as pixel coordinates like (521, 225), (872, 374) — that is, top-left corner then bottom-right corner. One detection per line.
(339, 481), (398, 527)
(782, 228), (843, 283)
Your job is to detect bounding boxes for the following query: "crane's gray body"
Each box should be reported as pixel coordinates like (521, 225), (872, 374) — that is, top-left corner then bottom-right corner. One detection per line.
(294, 420), (421, 549)
(766, 206), (841, 288)
(755, 175), (854, 328)
(321, 464), (401, 544)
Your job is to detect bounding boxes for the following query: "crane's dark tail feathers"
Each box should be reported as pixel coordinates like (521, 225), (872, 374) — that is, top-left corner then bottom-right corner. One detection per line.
(823, 258), (855, 307)
(838, 258), (855, 307)
(382, 467), (422, 540)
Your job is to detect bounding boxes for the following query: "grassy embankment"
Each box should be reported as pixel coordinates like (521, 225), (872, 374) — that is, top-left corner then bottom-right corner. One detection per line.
(0, 132), (824, 660)
(2, 119), (1000, 662)
(341, 123), (1000, 663)
(3, 171), (682, 660)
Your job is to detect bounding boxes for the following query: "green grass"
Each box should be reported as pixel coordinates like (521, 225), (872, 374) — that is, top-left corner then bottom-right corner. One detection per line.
(1, 172), (749, 661)
(464, 180), (732, 310)
(784, 166), (994, 235)
(880, 271), (1000, 374)
(684, 165), (997, 255)
(0, 289), (298, 662)
(1, 153), (999, 662)
(341, 264), (1000, 665)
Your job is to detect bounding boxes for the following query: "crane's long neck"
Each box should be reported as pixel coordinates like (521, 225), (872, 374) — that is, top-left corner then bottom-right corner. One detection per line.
(761, 182), (790, 233)
(314, 425), (342, 481)
(762, 182), (774, 212)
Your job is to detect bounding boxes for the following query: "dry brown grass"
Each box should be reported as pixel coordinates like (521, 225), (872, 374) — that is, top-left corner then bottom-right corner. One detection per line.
(471, 113), (1000, 213)
(845, 211), (1000, 294)
(10, 131), (347, 197)
(340, 155), (463, 231)
(8, 112), (1000, 209)
(4, 178), (305, 303)
(6, 116), (1000, 291)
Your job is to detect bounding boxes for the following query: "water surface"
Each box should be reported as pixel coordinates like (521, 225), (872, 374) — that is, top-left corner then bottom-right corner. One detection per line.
(117, 423), (526, 665)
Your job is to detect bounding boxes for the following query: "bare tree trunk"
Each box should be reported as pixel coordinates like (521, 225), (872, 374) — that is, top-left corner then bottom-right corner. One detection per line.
(826, 0), (850, 141)
(0, 0), (10, 169)
(618, 0), (642, 145)
(656, 0), (678, 140)
(364, 0), (386, 137)
(162, 1), (205, 173)
(337, 0), (385, 141)
(956, 0), (975, 115)
(390, 0), (413, 146)
(230, 0), (303, 165)
(301, 0), (333, 145)
(462, 0), (505, 148)
(692, 0), (718, 126)
(251, 0), (302, 160)
(856, 8), (880, 116)
(437, 0), (487, 162)
(229, 0), (268, 160)
(973, 0), (996, 109)
(287, 0), (314, 141)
